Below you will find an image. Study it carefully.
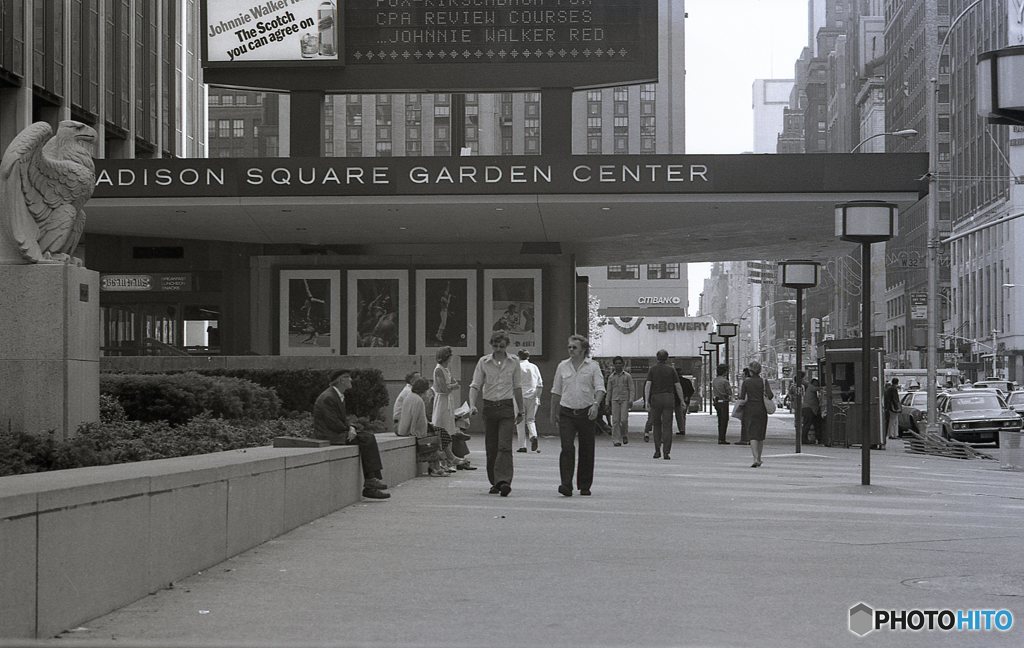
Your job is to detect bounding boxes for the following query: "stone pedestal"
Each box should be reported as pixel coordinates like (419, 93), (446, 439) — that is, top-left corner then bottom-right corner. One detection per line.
(0, 264), (99, 440)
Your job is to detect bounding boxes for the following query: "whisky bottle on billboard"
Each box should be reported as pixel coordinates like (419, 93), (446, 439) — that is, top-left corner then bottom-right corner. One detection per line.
(318, 1), (336, 57)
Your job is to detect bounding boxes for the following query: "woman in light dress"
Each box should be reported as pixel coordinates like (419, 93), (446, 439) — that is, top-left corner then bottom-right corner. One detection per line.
(432, 346), (469, 470)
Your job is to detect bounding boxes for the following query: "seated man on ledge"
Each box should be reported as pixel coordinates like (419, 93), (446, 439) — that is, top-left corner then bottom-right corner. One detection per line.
(313, 369), (390, 500)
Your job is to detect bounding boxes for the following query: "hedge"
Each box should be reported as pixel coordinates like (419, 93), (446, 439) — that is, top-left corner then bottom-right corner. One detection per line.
(101, 372), (281, 425)
(179, 368), (389, 418)
(0, 396), (389, 477)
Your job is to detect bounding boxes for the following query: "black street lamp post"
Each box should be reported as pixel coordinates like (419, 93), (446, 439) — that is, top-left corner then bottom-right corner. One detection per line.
(835, 200), (898, 486)
(779, 260), (820, 454)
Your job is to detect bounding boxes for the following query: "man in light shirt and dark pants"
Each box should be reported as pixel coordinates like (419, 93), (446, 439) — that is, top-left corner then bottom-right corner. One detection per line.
(550, 334), (606, 497)
(469, 330), (525, 497)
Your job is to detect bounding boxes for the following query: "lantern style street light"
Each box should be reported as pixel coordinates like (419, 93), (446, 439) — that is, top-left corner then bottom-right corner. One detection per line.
(699, 347), (710, 413)
(977, 46), (1024, 126)
(779, 260), (820, 454)
(836, 200), (897, 486)
(717, 322), (738, 377)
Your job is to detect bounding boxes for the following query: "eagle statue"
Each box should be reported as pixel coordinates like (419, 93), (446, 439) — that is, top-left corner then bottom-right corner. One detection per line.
(0, 120), (97, 266)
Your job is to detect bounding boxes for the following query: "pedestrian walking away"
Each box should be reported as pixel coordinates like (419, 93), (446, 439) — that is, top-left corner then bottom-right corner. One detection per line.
(313, 370), (390, 499)
(468, 331), (525, 496)
(605, 356), (634, 446)
(802, 377), (823, 445)
(550, 334), (605, 497)
(516, 349), (544, 453)
(711, 363), (732, 444)
(644, 350), (685, 460)
(736, 367), (752, 445)
(739, 361), (773, 468)
(675, 369), (695, 435)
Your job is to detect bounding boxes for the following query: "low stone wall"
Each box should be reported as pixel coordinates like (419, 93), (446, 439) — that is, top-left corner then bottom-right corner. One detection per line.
(0, 435), (417, 639)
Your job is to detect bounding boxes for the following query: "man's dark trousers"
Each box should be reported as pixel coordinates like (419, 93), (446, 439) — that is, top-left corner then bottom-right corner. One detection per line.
(650, 392), (676, 454)
(348, 431), (383, 479)
(483, 400), (515, 486)
(801, 407), (820, 443)
(714, 399), (730, 442)
(559, 407), (596, 491)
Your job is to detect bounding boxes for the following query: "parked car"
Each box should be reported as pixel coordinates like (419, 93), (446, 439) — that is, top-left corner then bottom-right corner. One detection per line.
(897, 391), (930, 435)
(1006, 391), (1024, 416)
(935, 391), (1021, 447)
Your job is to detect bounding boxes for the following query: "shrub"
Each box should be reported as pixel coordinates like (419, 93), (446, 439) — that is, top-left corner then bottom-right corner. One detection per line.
(101, 372), (281, 425)
(191, 368), (388, 419)
(0, 414), (317, 475)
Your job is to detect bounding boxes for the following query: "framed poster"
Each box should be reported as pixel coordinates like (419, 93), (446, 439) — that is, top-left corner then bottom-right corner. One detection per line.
(483, 269), (542, 356)
(347, 269), (409, 355)
(279, 270), (341, 355)
(416, 269), (477, 356)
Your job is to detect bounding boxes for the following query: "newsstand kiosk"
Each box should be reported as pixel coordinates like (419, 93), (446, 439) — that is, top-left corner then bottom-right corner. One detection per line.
(818, 337), (884, 448)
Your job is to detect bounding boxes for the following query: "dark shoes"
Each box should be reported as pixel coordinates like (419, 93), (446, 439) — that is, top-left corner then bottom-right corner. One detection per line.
(498, 482), (511, 497)
(613, 442), (621, 447)
(489, 485), (501, 494)
(643, 434), (650, 442)
(531, 436), (539, 452)
(718, 440), (731, 445)
(558, 484), (573, 497)
(653, 450), (661, 459)
(663, 454), (671, 460)
(750, 462), (762, 468)
(364, 477), (388, 490)
(516, 447), (528, 453)
(622, 437), (628, 445)
(456, 462), (477, 470)
(580, 489), (592, 496)
(362, 488), (390, 499)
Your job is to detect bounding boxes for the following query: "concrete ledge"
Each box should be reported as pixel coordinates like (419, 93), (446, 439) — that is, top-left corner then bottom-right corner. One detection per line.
(0, 434), (416, 639)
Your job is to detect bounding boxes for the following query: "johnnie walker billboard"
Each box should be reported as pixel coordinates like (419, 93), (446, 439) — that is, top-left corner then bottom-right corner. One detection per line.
(201, 0), (658, 91)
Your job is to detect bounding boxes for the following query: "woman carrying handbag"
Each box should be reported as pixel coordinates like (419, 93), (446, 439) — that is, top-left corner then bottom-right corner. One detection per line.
(738, 361), (774, 468)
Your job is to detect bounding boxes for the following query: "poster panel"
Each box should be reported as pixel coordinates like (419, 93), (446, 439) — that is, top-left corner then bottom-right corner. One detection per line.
(483, 269), (542, 356)
(416, 270), (477, 356)
(347, 269), (409, 355)
(279, 269), (340, 355)
(205, 0), (340, 64)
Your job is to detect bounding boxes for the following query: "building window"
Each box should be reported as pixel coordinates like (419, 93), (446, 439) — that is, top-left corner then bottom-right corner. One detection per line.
(607, 264), (640, 280)
(232, 119), (244, 137)
(647, 263), (680, 280)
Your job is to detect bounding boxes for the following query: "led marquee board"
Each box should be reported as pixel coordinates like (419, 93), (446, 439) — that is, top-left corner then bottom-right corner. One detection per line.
(202, 0), (658, 91)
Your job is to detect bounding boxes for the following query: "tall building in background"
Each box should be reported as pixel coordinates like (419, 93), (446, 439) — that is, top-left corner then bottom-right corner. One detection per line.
(752, 79), (795, 153)
(0, 1), (207, 160)
(946, 0), (1021, 381)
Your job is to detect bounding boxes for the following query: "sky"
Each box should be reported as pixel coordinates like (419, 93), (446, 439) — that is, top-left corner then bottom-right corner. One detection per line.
(683, 0), (810, 312)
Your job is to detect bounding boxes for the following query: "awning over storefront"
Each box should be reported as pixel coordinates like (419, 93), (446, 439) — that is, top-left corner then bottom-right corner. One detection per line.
(86, 152), (929, 265)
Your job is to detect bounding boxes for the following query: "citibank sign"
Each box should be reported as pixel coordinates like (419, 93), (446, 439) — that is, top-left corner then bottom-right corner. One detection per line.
(637, 296), (682, 305)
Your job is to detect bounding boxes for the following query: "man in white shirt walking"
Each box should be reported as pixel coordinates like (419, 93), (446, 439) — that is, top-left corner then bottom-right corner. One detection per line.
(468, 331), (525, 496)
(516, 349), (544, 453)
(550, 334), (606, 497)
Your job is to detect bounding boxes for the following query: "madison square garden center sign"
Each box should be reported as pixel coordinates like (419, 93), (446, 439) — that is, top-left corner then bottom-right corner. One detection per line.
(201, 0), (658, 91)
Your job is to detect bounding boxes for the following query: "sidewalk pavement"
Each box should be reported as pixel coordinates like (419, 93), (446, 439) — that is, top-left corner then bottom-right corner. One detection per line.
(34, 410), (1024, 648)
